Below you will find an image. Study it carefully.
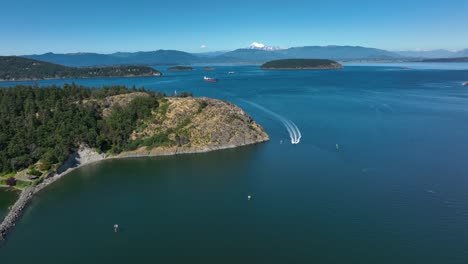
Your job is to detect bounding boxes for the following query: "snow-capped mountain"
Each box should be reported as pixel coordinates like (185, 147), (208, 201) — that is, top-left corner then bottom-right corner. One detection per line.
(247, 42), (283, 51)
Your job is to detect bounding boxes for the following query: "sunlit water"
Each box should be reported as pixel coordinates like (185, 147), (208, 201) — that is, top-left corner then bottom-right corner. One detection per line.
(1, 64), (468, 263)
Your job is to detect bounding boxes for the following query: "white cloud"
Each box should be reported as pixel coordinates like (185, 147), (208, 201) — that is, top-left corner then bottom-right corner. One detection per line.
(200, 44), (207, 49)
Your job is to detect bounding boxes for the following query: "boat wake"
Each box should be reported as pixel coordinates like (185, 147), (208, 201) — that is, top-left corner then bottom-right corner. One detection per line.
(241, 100), (302, 144)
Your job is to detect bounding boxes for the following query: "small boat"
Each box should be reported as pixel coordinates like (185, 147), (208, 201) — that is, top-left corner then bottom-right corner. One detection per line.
(203, 76), (218, 82)
(463, 82), (468, 86)
(228, 71), (235, 74)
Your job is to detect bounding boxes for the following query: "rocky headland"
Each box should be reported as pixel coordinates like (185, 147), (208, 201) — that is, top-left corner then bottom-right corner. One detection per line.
(0, 93), (268, 241)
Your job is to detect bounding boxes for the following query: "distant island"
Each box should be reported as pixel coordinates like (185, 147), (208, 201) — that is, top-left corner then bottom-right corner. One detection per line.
(419, 57), (468, 63)
(261, 59), (343, 70)
(167, 66), (194, 71)
(0, 56), (162, 81)
(0, 84), (269, 240)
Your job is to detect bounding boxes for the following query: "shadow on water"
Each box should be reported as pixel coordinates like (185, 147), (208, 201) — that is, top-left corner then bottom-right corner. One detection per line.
(0, 188), (20, 219)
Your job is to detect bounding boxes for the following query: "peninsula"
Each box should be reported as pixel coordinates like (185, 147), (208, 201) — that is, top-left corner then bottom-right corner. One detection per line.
(167, 66), (194, 71)
(0, 84), (269, 240)
(0, 56), (162, 81)
(261, 59), (343, 70)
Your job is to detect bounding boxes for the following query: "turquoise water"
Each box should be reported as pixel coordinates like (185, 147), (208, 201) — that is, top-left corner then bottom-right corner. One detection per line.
(1, 64), (468, 263)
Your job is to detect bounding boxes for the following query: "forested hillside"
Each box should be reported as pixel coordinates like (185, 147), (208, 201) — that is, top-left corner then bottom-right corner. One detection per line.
(0, 84), (163, 173)
(0, 56), (162, 81)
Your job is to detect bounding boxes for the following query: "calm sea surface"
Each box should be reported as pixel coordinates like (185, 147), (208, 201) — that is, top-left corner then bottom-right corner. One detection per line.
(1, 64), (468, 263)
(0, 189), (19, 220)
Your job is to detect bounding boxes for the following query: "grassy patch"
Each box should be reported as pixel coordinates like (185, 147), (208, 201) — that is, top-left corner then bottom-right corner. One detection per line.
(28, 168), (43, 177)
(157, 98), (169, 112)
(0, 172), (15, 179)
(143, 133), (173, 149)
(176, 117), (192, 131)
(135, 121), (149, 132)
(32, 177), (44, 186)
(15, 180), (31, 189)
(126, 132), (174, 151)
(197, 100), (208, 113)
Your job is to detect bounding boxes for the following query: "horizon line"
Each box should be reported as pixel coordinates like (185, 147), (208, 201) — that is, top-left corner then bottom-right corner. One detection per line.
(5, 45), (467, 57)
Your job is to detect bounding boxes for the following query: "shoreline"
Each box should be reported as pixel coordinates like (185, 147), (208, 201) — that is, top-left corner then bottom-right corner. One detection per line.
(0, 73), (162, 83)
(261, 66), (343, 70)
(0, 139), (268, 241)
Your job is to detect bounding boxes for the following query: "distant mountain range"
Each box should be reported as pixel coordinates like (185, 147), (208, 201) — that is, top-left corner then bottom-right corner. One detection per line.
(21, 43), (468, 67)
(395, 49), (468, 58)
(24, 50), (197, 67)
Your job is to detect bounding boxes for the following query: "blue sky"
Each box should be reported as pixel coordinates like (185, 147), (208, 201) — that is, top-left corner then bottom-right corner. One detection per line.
(1, 0), (467, 55)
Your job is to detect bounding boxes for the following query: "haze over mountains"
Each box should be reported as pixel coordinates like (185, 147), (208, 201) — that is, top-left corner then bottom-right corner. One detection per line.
(22, 42), (468, 67)
(395, 49), (468, 58)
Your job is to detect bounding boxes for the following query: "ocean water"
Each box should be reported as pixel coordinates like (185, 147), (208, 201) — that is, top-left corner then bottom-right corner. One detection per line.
(0, 189), (19, 220)
(1, 64), (468, 263)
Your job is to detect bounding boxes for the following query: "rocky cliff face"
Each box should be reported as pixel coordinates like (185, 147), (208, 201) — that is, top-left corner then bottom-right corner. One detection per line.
(121, 97), (269, 156)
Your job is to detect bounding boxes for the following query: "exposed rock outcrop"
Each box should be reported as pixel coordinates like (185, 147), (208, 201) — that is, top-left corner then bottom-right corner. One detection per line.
(0, 187), (34, 240)
(84, 92), (150, 118)
(125, 97), (269, 156)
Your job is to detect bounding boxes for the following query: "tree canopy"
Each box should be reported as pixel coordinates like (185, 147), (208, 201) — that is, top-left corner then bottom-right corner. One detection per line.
(0, 56), (162, 81)
(0, 84), (163, 174)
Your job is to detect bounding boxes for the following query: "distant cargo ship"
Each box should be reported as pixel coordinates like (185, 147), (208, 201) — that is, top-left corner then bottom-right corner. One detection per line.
(203, 76), (218, 82)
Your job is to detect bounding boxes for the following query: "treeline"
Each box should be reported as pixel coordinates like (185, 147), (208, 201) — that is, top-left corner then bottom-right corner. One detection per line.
(261, 59), (342, 69)
(0, 56), (162, 81)
(0, 83), (164, 174)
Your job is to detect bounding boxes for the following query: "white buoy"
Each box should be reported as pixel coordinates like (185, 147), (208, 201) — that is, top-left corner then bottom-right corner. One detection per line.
(247, 195), (252, 201)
